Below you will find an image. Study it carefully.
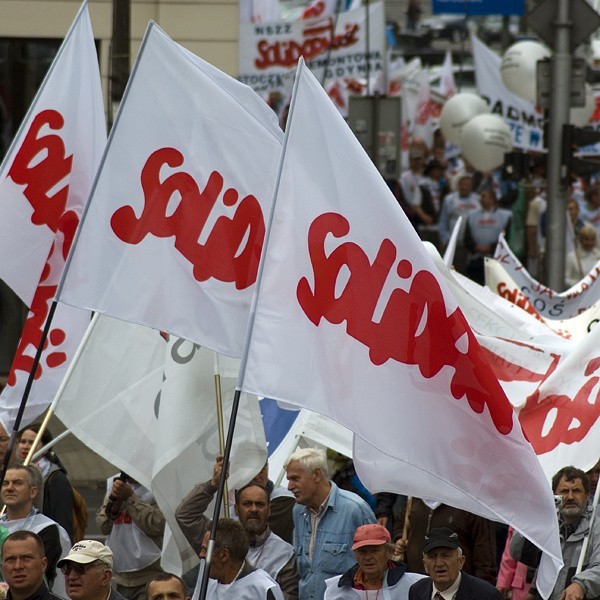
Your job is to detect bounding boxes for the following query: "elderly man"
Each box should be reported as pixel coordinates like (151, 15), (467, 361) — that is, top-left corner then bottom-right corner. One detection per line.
(176, 456), (299, 600)
(285, 448), (376, 600)
(146, 573), (189, 600)
(0, 463), (70, 589)
(2, 531), (62, 600)
(197, 518), (283, 600)
(408, 528), (501, 600)
(58, 540), (126, 600)
(515, 467), (600, 600)
(324, 524), (425, 599)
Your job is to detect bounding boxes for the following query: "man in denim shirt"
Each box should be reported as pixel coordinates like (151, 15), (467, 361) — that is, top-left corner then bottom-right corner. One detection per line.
(285, 448), (376, 600)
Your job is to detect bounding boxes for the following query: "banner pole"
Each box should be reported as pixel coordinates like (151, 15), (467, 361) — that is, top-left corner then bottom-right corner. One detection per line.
(213, 353), (230, 518)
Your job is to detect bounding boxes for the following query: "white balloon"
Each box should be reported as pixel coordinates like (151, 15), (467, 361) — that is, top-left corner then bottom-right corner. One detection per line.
(460, 114), (513, 172)
(501, 41), (551, 103)
(439, 93), (489, 145)
(570, 84), (595, 127)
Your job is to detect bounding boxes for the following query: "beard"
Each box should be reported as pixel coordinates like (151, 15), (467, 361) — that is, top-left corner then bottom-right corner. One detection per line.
(561, 504), (585, 519)
(243, 517), (266, 536)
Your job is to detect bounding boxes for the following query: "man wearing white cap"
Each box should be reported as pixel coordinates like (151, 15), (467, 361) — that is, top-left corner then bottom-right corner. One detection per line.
(324, 524), (426, 600)
(58, 540), (127, 600)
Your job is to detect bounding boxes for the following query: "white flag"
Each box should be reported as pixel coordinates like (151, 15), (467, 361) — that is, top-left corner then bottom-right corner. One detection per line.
(59, 22), (283, 358)
(55, 314), (267, 574)
(439, 50), (456, 98)
(240, 61), (562, 598)
(0, 2), (105, 430)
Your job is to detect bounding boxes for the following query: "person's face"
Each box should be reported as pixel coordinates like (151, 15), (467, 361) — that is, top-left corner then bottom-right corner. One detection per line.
(457, 178), (472, 197)
(235, 486), (270, 536)
(0, 424), (8, 462)
(286, 461), (320, 506)
(250, 464), (269, 488)
(580, 232), (597, 252)
(567, 201), (579, 223)
(2, 538), (47, 594)
(556, 477), (589, 522)
(18, 429), (42, 460)
(1, 469), (36, 510)
(63, 560), (111, 600)
(147, 578), (188, 600)
(422, 547), (465, 591)
(479, 190), (495, 211)
(588, 192), (600, 209)
(354, 544), (390, 580)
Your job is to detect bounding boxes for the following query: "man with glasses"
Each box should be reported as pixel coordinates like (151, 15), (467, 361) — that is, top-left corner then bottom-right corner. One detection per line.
(58, 540), (127, 600)
(2, 531), (62, 600)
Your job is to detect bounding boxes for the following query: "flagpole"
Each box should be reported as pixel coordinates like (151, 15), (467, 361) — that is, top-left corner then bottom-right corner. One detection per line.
(21, 313), (101, 468)
(213, 353), (230, 518)
(198, 58), (305, 600)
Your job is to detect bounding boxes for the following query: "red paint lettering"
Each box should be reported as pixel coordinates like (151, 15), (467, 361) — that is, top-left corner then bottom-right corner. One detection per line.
(8, 110), (73, 233)
(110, 148), (265, 290)
(297, 212), (514, 435)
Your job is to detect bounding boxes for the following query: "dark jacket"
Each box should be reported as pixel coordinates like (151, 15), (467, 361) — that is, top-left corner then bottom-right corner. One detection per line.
(7, 582), (62, 600)
(393, 499), (497, 584)
(409, 572), (503, 600)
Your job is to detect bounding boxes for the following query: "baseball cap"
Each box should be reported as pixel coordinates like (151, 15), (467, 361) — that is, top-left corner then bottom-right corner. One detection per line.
(352, 524), (391, 550)
(57, 540), (113, 568)
(423, 528), (460, 554)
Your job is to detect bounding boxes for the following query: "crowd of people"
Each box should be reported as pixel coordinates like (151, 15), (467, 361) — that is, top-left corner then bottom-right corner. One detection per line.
(0, 436), (597, 600)
(389, 133), (600, 290)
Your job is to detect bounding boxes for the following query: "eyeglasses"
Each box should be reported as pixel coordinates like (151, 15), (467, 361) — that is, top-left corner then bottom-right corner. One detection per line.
(61, 561), (103, 576)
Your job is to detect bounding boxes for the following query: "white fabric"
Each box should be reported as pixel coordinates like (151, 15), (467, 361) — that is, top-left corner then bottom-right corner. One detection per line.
(438, 50), (456, 98)
(54, 314), (267, 575)
(492, 234), (600, 318)
(248, 532), (293, 580)
(239, 61), (562, 598)
(425, 247), (600, 478)
(0, 3), (104, 431)
(59, 22), (283, 359)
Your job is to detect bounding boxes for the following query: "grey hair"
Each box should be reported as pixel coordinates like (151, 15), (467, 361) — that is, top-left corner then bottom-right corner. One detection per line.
(284, 447), (329, 479)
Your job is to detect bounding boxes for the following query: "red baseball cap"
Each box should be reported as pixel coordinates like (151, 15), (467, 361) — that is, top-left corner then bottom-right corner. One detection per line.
(352, 524), (391, 550)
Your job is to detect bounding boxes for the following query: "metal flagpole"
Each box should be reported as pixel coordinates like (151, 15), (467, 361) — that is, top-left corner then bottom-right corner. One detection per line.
(213, 352), (230, 518)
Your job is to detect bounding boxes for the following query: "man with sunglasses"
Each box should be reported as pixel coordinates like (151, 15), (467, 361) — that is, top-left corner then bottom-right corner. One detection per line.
(57, 540), (127, 600)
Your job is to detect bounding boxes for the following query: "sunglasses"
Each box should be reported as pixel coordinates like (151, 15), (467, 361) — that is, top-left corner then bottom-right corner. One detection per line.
(61, 561), (103, 576)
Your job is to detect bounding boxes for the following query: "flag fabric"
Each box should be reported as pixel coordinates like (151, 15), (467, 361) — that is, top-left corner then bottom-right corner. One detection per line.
(301, 0), (338, 19)
(59, 22), (283, 358)
(0, 2), (105, 430)
(54, 314), (267, 574)
(425, 247), (599, 478)
(491, 235), (600, 318)
(438, 49), (456, 98)
(239, 61), (562, 597)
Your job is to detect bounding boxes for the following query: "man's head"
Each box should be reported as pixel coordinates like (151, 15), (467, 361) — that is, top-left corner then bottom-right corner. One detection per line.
(146, 573), (189, 600)
(57, 540), (113, 600)
(587, 458), (600, 498)
(234, 484), (270, 537)
(1, 531), (47, 599)
(352, 524), (393, 582)
(454, 173), (472, 197)
(585, 185), (600, 209)
(552, 466), (590, 523)
(1, 465), (39, 516)
(567, 198), (580, 223)
(0, 422), (9, 464)
(479, 187), (497, 211)
(421, 528), (464, 592)
(285, 447), (330, 510)
(199, 519), (249, 584)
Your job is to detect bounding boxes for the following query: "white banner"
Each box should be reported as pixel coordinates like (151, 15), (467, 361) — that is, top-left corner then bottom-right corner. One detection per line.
(240, 61), (562, 597)
(55, 314), (267, 574)
(59, 22), (283, 358)
(0, 2), (105, 431)
(472, 33), (545, 152)
(238, 2), (385, 96)
(491, 235), (600, 318)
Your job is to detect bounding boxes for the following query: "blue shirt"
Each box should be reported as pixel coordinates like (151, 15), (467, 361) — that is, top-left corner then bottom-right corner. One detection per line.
(292, 482), (376, 600)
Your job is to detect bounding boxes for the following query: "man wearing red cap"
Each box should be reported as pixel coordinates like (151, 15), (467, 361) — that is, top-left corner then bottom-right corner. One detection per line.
(325, 524), (426, 600)
(408, 528), (501, 600)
